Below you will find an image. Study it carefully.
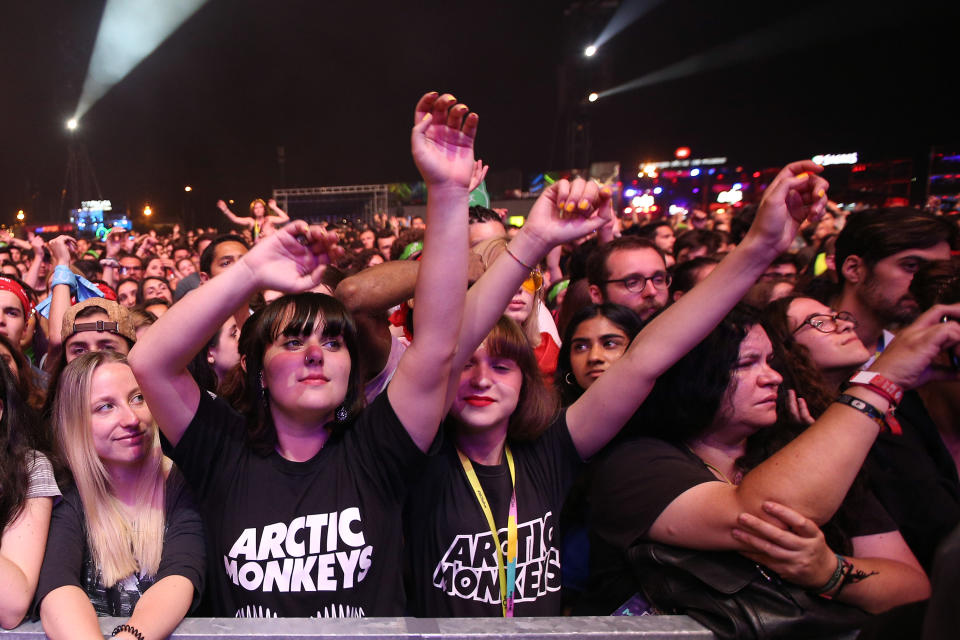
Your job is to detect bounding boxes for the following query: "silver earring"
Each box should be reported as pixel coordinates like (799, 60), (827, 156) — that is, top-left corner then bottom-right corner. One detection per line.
(565, 372), (576, 385)
(336, 405), (348, 422)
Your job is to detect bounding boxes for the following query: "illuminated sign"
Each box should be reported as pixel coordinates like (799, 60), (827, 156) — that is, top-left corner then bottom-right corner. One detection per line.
(80, 199), (112, 211)
(646, 157), (727, 170)
(812, 153), (858, 166)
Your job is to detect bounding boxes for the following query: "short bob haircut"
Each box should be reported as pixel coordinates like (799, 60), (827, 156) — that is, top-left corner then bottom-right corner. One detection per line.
(235, 292), (366, 456)
(555, 303), (643, 406)
(449, 316), (558, 442)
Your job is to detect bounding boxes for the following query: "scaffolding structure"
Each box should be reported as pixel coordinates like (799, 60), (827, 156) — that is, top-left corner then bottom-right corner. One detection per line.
(273, 184), (389, 225)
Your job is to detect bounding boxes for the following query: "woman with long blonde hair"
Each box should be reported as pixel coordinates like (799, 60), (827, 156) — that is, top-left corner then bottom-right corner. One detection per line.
(36, 352), (204, 640)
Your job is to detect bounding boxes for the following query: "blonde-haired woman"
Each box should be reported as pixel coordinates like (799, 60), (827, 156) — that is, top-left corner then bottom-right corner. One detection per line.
(36, 352), (204, 640)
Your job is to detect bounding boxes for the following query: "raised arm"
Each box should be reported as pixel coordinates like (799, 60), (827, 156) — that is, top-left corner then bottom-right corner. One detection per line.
(267, 199), (289, 223)
(386, 92), (476, 451)
(567, 161), (828, 458)
(216, 200), (252, 228)
(450, 178), (611, 388)
(128, 221), (337, 446)
(22, 235), (46, 291)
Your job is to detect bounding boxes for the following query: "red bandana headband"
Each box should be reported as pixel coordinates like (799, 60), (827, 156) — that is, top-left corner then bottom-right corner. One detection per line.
(0, 277), (32, 316)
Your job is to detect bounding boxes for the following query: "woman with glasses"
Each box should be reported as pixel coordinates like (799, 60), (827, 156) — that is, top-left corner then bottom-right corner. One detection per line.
(581, 298), (957, 633)
(404, 161), (840, 618)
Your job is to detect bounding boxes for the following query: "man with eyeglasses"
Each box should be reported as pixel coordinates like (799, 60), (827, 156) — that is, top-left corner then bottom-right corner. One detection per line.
(743, 252), (801, 307)
(586, 237), (670, 321)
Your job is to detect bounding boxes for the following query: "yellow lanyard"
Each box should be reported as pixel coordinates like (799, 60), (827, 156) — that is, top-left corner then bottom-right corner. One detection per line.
(456, 446), (518, 617)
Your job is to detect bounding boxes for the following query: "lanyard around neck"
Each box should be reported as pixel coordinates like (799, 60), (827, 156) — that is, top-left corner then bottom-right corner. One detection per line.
(456, 446), (518, 617)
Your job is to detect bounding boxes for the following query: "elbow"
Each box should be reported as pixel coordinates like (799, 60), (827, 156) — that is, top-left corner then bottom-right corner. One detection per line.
(334, 279), (362, 311)
(0, 600), (29, 630)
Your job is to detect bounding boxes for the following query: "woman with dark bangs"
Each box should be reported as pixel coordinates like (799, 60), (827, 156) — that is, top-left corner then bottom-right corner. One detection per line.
(129, 92), (480, 618)
(403, 161), (835, 617)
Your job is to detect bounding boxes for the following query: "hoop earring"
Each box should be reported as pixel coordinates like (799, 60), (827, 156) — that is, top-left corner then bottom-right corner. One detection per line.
(565, 372), (576, 386)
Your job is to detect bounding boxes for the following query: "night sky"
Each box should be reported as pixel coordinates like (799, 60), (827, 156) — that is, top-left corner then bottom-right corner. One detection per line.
(2, 0), (956, 228)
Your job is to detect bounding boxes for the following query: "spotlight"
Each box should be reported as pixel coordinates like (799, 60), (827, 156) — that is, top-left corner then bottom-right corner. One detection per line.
(143, 205), (152, 216)
(588, 92), (599, 103)
(17, 210), (25, 221)
(690, 168), (701, 177)
(184, 185), (193, 192)
(66, 118), (79, 131)
(585, 45), (597, 57)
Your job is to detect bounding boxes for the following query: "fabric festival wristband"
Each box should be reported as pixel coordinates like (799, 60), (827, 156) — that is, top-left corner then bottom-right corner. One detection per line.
(848, 371), (903, 407)
(51, 264), (78, 292)
(835, 393), (899, 435)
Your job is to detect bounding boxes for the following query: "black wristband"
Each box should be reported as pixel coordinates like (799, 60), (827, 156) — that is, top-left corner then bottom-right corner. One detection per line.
(112, 623), (145, 640)
(835, 393), (886, 428)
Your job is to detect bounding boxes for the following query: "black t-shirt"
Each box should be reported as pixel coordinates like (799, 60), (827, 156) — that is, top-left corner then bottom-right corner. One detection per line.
(580, 437), (897, 615)
(34, 468), (205, 618)
(865, 390), (960, 571)
(403, 412), (582, 617)
(174, 389), (428, 618)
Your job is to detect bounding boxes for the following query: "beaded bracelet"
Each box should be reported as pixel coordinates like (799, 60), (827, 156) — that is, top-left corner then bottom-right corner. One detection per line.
(111, 624), (145, 640)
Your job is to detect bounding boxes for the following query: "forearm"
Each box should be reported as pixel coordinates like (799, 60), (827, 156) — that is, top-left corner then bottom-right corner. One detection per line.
(407, 185), (469, 371)
(23, 257), (43, 290)
(737, 387), (887, 524)
(39, 586), (103, 640)
(457, 228), (547, 370)
(121, 575), (194, 640)
(220, 208), (246, 226)
(46, 282), (72, 349)
(335, 261), (419, 313)
(625, 233), (779, 378)
(130, 259), (258, 377)
(831, 556), (930, 614)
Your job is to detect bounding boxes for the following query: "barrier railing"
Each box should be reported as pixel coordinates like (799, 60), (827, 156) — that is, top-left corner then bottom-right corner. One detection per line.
(1, 615), (714, 639)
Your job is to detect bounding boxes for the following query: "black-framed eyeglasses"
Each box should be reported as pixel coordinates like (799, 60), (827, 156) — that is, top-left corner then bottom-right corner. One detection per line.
(793, 311), (858, 334)
(603, 272), (672, 294)
(760, 272), (798, 284)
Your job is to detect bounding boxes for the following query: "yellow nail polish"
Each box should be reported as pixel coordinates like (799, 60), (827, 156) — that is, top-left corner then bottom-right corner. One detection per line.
(796, 172), (809, 179)
(579, 199), (590, 210)
(817, 188), (825, 198)
(565, 202), (576, 213)
(601, 187), (612, 196)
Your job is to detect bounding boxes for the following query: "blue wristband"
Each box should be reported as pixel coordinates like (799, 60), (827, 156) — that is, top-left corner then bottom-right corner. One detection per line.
(51, 265), (78, 292)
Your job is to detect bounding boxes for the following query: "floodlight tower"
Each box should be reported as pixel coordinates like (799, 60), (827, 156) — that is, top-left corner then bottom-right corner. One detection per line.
(60, 117), (103, 221)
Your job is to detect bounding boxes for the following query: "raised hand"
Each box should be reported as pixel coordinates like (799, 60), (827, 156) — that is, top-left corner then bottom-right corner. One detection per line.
(411, 92), (478, 189)
(48, 235), (77, 266)
(468, 159), (489, 193)
(870, 303), (960, 389)
(785, 389), (814, 425)
(105, 228), (125, 258)
(520, 178), (612, 251)
(239, 220), (343, 293)
(732, 501), (837, 589)
(747, 161), (829, 255)
(216, 200), (229, 213)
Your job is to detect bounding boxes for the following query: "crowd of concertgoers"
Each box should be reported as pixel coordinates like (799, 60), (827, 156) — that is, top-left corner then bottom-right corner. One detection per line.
(1, 92), (959, 640)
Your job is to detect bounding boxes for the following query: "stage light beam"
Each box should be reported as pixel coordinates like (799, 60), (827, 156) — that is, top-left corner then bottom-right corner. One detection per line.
(592, 0), (668, 51)
(585, 45), (597, 57)
(73, 0), (210, 121)
(66, 118), (79, 131)
(588, 92), (599, 103)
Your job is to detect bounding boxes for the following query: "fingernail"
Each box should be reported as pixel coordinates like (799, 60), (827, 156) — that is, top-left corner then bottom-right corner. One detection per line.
(796, 172), (809, 179)
(601, 187), (612, 196)
(817, 189), (825, 198)
(578, 199), (590, 210)
(421, 113), (431, 122)
(763, 501), (776, 511)
(731, 529), (742, 538)
(565, 202), (576, 213)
